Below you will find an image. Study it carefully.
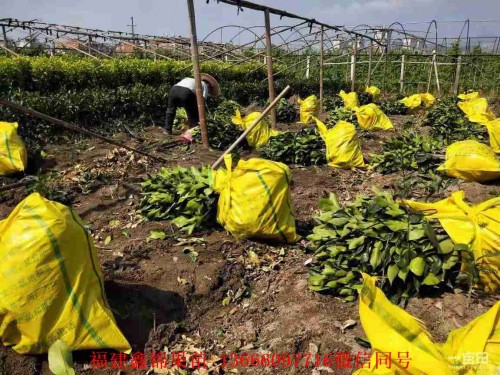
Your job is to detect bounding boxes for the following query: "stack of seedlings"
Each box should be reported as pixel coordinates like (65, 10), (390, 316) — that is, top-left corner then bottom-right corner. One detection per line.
(307, 191), (463, 303)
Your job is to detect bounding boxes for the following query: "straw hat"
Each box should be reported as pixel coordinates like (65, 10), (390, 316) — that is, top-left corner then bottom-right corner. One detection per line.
(200, 73), (220, 97)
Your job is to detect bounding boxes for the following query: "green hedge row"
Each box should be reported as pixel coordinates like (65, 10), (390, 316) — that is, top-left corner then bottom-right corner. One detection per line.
(0, 56), (268, 93)
(0, 56), (347, 147)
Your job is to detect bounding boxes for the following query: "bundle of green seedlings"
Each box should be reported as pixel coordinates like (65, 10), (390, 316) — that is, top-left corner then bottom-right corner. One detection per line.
(192, 100), (245, 150)
(326, 107), (359, 127)
(276, 98), (298, 123)
(323, 96), (344, 112)
(358, 92), (373, 105)
(140, 166), (218, 234)
(260, 127), (326, 166)
(173, 108), (188, 130)
(307, 191), (463, 303)
(370, 130), (444, 174)
(379, 100), (408, 115)
(424, 98), (484, 143)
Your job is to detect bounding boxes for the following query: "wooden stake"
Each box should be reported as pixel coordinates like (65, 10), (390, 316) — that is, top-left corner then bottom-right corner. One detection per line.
(319, 26), (324, 113)
(211, 85), (290, 169)
(264, 9), (277, 129)
(0, 99), (167, 162)
(187, 0), (209, 149)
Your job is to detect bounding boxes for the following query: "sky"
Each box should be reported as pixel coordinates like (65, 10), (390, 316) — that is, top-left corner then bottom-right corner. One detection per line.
(3, 0), (500, 43)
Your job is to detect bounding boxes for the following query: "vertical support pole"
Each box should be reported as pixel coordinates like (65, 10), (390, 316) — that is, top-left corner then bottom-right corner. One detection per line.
(382, 48), (388, 93)
(433, 50), (441, 95)
(186, 0), (208, 148)
(306, 55), (310, 79)
(427, 52), (433, 93)
(88, 36), (92, 54)
(2, 26), (8, 49)
(264, 9), (276, 129)
(367, 40), (373, 86)
(351, 37), (357, 92)
(399, 54), (405, 94)
(319, 25), (324, 113)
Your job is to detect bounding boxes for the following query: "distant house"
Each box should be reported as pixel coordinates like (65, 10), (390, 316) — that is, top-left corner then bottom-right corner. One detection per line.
(115, 43), (136, 55)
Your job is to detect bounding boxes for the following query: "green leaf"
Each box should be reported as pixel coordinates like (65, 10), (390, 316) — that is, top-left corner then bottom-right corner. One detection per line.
(347, 236), (366, 250)
(48, 340), (75, 375)
(104, 235), (112, 245)
(387, 264), (399, 284)
(354, 337), (371, 349)
(370, 241), (383, 269)
(409, 257), (426, 276)
(308, 275), (326, 287)
(439, 239), (455, 254)
(408, 229), (425, 241)
(422, 272), (441, 286)
(385, 220), (408, 231)
(148, 230), (166, 240)
(398, 267), (409, 281)
(319, 193), (341, 212)
(121, 230), (130, 238)
(443, 253), (460, 270)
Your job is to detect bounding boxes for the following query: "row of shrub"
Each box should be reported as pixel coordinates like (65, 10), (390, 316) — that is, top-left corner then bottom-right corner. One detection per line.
(0, 56), (347, 146)
(0, 56), (269, 93)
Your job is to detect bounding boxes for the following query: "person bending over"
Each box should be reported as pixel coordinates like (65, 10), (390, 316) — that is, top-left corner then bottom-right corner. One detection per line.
(164, 73), (220, 134)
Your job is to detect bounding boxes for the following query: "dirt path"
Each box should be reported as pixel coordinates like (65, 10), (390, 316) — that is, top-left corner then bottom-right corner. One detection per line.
(0, 121), (498, 375)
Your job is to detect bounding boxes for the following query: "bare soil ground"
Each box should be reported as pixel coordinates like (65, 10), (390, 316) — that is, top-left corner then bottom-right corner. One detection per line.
(0, 115), (499, 375)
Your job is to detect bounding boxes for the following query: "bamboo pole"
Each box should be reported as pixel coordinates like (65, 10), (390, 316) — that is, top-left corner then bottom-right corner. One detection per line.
(2, 26), (8, 49)
(351, 37), (357, 92)
(367, 40), (373, 86)
(264, 9), (277, 129)
(211, 85), (290, 169)
(399, 54), (406, 94)
(0, 178), (37, 193)
(0, 99), (167, 162)
(187, 0), (209, 149)
(0, 43), (19, 56)
(305, 55), (310, 79)
(319, 25), (324, 113)
(455, 56), (462, 96)
(427, 52), (434, 93)
(433, 50), (441, 95)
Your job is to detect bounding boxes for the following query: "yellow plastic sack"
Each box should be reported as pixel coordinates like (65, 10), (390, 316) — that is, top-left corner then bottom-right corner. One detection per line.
(484, 118), (500, 153)
(399, 94), (422, 111)
(212, 154), (298, 243)
(339, 90), (360, 110)
(420, 92), (436, 108)
(297, 95), (319, 124)
(354, 273), (500, 375)
(365, 86), (381, 102)
(355, 103), (394, 131)
(404, 191), (500, 292)
(458, 91), (480, 101)
(458, 97), (495, 121)
(437, 140), (500, 183)
(0, 121), (27, 176)
(314, 118), (366, 169)
(0, 193), (131, 354)
(231, 110), (274, 148)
